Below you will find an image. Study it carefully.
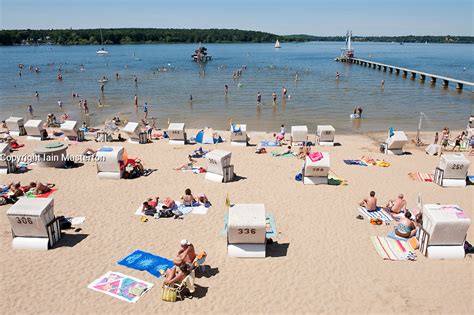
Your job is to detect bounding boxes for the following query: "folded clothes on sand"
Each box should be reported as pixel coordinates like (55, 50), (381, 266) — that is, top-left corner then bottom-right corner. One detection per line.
(343, 159), (367, 166)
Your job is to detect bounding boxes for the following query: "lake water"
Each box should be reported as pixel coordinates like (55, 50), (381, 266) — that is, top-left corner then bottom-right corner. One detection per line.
(0, 42), (472, 133)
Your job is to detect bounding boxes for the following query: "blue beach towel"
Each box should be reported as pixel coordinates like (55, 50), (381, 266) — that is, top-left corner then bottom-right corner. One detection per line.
(343, 159), (368, 166)
(118, 250), (174, 278)
(358, 206), (393, 222)
(98, 147), (113, 152)
(387, 230), (410, 241)
(260, 140), (280, 147)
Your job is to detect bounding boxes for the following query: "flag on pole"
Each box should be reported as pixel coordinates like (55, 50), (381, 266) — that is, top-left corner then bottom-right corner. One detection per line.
(225, 193), (230, 208)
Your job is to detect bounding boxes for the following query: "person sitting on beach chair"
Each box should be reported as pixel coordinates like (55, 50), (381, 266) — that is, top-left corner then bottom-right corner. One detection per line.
(174, 155), (197, 171)
(180, 188), (196, 207)
(174, 239), (197, 267)
(359, 191), (378, 211)
(385, 193), (407, 214)
(164, 263), (191, 286)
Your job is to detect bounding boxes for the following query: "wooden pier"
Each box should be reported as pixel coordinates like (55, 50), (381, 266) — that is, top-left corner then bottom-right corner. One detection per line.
(340, 58), (473, 91)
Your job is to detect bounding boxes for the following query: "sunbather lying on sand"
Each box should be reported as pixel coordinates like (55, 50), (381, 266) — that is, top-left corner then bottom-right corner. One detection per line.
(273, 145), (292, 157)
(142, 197), (159, 215)
(198, 193), (211, 207)
(174, 155), (197, 170)
(385, 194), (407, 214)
(164, 263), (191, 285)
(359, 190), (378, 211)
(174, 239), (196, 266)
(27, 182), (54, 195)
(192, 147), (207, 158)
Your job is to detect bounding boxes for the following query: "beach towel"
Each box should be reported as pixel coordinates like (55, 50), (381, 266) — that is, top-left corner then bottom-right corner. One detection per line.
(222, 213), (277, 237)
(343, 159), (367, 166)
(271, 152), (296, 157)
(25, 188), (57, 198)
(328, 176), (348, 186)
(66, 217), (86, 226)
(358, 207), (393, 222)
(260, 140), (280, 147)
(370, 236), (415, 261)
(408, 172), (434, 182)
(88, 271), (153, 303)
(308, 152), (323, 162)
(118, 250), (174, 278)
(361, 156), (390, 167)
(134, 201), (209, 216)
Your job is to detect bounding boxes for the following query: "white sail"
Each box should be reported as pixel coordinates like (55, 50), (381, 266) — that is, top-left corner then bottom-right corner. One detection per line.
(96, 29), (109, 55)
(274, 40), (281, 48)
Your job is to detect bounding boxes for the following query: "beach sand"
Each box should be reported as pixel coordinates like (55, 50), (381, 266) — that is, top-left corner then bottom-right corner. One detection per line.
(0, 128), (472, 314)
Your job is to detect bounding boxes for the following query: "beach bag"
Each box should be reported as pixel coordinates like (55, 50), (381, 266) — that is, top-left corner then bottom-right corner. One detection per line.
(162, 285), (177, 302)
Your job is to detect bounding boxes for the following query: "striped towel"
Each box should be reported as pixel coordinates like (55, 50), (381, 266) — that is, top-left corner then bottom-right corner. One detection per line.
(358, 206), (393, 222)
(409, 172), (433, 182)
(370, 236), (415, 261)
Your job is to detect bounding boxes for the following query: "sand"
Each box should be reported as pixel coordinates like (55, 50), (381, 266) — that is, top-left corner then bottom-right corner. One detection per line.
(0, 128), (473, 314)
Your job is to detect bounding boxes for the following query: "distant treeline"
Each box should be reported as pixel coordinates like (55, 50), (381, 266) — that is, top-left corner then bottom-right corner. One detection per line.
(0, 28), (472, 45)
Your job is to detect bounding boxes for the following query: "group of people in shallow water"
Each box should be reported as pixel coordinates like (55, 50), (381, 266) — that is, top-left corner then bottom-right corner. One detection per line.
(359, 191), (423, 239)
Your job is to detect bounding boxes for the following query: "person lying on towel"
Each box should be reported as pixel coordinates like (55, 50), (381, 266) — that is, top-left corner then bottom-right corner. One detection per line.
(385, 193), (407, 214)
(27, 182), (54, 195)
(142, 197), (159, 216)
(173, 239), (196, 267)
(359, 190), (378, 211)
(273, 145), (292, 157)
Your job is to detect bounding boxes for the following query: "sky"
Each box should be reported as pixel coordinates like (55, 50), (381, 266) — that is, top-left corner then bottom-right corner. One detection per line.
(1, 0), (472, 36)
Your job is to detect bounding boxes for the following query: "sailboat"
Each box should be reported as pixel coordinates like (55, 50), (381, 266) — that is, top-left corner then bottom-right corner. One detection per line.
(96, 29), (109, 55)
(274, 39), (281, 49)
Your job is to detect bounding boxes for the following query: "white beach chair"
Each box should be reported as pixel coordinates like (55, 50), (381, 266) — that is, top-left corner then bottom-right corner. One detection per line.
(302, 152), (330, 185)
(316, 125), (335, 146)
(205, 149), (234, 183)
(418, 204), (470, 259)
(227, 204), (266, 258)
(5, 117), (26, 136)
(168, 123), (186, 145)
(60, 120), (84, 141)
(0, 143), (16, 174)
(290, 126), (308, 145)
(96, 146), (125, 179)
(123, 122), (143, 143)
(433, 153), (470, 187)
(24, 119), (45, 141)
(383, 131), (407, 155)
(230, 124), (248, 146)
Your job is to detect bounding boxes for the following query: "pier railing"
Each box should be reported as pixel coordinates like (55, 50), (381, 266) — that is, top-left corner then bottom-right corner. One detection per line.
(344, 58), (473, 91)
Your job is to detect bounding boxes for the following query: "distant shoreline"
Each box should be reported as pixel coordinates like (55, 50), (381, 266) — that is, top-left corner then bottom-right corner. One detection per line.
(1, 28), (472, 45)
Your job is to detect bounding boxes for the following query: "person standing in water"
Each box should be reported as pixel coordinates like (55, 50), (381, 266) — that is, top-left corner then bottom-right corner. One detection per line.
(336, 72), (340, 80)
(83, 99), (89, 114)
(28, 105), (34, 116)
(35, 91), (39, 98)
(57, 99), (63, 109)
(134, 94), (138, 108)
(256, 92), (262, 107)
(282, 86), (287, 98)
(143, 102), (148, 119)
(272, 91), (277, 105)
(381, 79), (385, 87)
(224, 84), (228, 95)
(134, 75), (138, 85)
(100, 83), (105, 93)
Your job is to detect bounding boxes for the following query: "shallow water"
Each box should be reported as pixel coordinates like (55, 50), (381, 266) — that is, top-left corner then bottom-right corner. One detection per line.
(0, 42), (472, 133)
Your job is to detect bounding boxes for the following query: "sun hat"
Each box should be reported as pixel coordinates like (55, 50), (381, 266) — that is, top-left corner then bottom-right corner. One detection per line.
(180, 239), (190, 246)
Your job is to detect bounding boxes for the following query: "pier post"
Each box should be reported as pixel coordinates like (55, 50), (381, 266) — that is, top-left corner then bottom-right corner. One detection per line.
(388, 67), (393, 73)
(402, 70), (408, 77)
(410, 72), (416, 80)
(395, 69), (400, 75)
(383, 66), (387, 72)
(420, 74), (426, 82)
(431, 77), (436, 84)
(442, 79), (449, 87)
(372, 64), (376, 69)
(377, 65), (381, 70)
(456, 82), (463, 90)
